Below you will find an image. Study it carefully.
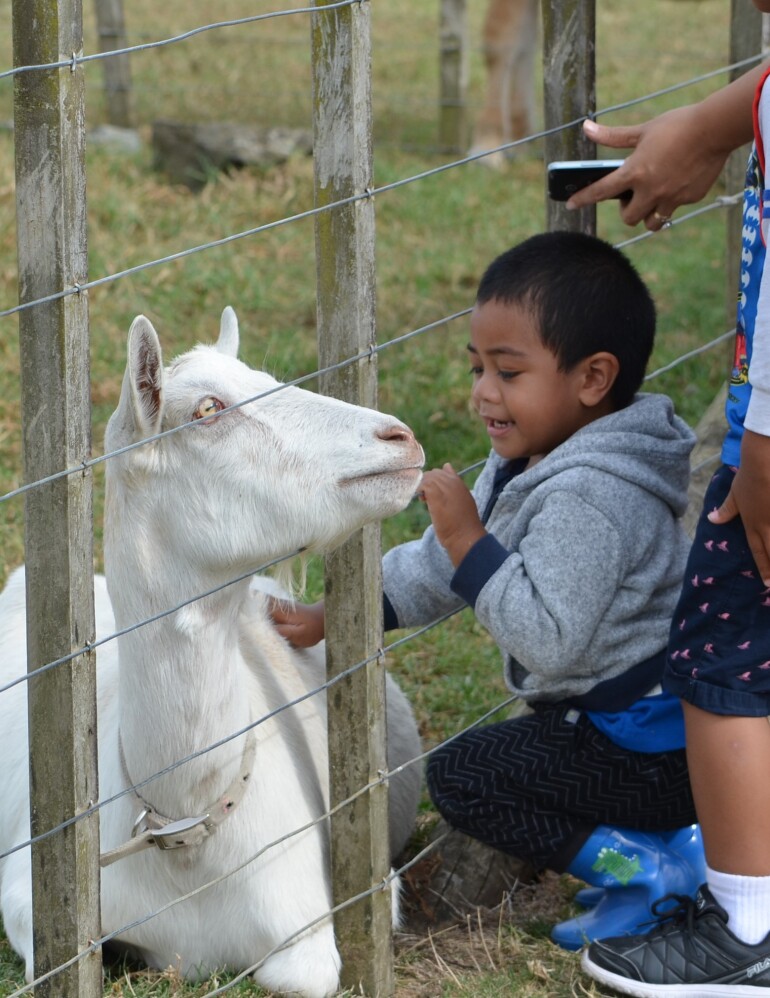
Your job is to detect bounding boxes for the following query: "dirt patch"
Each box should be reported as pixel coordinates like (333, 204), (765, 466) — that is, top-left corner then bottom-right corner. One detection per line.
(391, 820), (604, 996)
(394, 876), (599, 997)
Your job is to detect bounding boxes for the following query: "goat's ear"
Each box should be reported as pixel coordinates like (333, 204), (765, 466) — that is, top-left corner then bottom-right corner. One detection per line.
(112, 315), (165, 444)
(217, 306), (239, 358)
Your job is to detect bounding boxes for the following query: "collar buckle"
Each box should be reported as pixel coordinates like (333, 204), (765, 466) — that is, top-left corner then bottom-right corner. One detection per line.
(152, 814), (211, 850)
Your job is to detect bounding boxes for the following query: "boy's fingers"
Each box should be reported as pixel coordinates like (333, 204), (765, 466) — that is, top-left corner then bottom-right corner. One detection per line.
(706, 491), (770, 585)
(707, 491), (739, 525)
(748, 536), (770, 587)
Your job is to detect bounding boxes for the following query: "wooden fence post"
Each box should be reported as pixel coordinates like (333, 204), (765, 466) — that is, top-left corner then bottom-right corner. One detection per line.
(94, 0), (133, 127)
(439, 0), (469, 154)
(541, 0), (597, 234)
(12, 0), (101, 995)
(310, 1), (393, 994)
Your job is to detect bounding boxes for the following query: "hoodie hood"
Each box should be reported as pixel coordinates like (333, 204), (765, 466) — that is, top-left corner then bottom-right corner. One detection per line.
(486, 393), (695, 519)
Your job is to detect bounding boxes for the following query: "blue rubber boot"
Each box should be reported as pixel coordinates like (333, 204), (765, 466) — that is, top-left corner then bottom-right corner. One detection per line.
(550, 824), (705, 952)
(571, 825), (704, 911)
(573, 886), (604, 909)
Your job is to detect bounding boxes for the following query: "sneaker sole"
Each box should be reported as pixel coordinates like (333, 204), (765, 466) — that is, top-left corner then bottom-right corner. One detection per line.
(581, 948), (770, 996)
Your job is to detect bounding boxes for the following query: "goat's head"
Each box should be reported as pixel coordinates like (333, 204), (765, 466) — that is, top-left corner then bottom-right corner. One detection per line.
(104, 309), (424, 580)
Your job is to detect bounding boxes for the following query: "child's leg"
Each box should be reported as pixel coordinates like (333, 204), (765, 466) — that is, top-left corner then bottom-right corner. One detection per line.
(683, 703), (770, 875)
(582, 465), (770, 994)
(426, 706), (595, 869)
(427, 704), (702, 949)
(426, 703), (695, 871)
(583, 714), (770, 997)
(682, 703), (770, 948)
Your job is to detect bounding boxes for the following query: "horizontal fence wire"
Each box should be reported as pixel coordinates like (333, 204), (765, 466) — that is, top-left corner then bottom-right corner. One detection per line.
(4, 685), (518, 998)
(0, 191), (740, 509)
(0, 479), (486, 863)
(8, 825), (451, 998)
(0, 1), (359, 83)
(0, 6), (748, 990)
(0, 3), (749, 90)
(0, 186), (738, 869)
(0, 49), (755, 322)
(0, 275), (734, 700)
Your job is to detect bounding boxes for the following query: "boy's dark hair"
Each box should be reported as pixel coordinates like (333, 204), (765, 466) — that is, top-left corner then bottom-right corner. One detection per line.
(476, 230), (656, 410)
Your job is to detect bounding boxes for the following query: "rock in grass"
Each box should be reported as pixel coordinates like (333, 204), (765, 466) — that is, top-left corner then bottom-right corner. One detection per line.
(151, 120), (313, 190)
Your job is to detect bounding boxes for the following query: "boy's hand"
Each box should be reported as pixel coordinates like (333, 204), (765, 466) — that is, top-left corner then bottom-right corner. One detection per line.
(708, 430), (770, 586)
(268, 598), (326, 648)
(419, 463), (487, 567)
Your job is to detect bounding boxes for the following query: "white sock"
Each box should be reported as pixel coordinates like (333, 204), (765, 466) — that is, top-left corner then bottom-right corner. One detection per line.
(707, 865), (770, 944)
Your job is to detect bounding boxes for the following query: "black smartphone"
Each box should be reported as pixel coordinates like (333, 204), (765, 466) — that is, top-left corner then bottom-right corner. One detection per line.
(547, 160), (628, 201)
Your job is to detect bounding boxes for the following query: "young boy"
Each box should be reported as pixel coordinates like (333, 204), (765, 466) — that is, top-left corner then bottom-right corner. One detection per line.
(271, 231), (704, 948)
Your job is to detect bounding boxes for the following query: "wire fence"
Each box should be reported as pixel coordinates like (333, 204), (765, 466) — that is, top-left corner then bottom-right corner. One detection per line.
(0, 0), (758, 995)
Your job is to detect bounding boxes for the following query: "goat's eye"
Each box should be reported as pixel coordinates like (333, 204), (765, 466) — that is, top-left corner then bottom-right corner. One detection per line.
(193, 397), (225, 421)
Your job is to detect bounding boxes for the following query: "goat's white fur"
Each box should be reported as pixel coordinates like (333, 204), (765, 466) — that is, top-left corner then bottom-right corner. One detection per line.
(0, 308), (424, 997)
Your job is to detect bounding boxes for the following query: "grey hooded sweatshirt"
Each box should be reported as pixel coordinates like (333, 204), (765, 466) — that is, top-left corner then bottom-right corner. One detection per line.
(382, 393), (696, 706)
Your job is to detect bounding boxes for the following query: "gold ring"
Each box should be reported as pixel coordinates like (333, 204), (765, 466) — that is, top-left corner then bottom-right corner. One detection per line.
(653, 210), (672, 225)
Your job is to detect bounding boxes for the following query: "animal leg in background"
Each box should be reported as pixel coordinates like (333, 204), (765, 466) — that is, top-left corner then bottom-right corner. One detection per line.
(469, 0), (538, 168)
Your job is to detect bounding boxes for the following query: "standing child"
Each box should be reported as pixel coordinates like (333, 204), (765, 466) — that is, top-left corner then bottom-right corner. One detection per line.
(271, 231), (705, 949)
(576, 8), (770, 995)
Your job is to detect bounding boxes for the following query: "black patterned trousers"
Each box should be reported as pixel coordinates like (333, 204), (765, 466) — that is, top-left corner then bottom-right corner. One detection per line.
(425, 702), (696, 872)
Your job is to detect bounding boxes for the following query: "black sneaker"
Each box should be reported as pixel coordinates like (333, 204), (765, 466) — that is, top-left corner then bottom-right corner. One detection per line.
(581, 885), (770, 996)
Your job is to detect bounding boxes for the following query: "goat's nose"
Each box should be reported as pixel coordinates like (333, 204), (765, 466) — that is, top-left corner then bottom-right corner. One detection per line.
(377, 423), (416, 445)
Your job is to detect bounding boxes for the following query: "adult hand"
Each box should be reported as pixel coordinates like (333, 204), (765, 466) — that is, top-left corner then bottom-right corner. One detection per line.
(566, 110), (730, 230)
(268, 598), (326, 648)
(566, 60), (766, 228)
(707, 429), (770, 586)
(419, 463), (487, 567)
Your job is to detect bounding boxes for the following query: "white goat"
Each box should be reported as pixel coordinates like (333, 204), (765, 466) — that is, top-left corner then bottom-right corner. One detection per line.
(0, 308), (425, 997)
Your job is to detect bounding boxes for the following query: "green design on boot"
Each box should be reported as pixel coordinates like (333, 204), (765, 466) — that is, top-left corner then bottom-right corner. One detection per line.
(591, 847), (643, 886)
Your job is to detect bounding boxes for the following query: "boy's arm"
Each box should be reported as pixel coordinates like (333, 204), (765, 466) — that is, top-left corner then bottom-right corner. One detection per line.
(709, 431), (770, 586)
(461, 492), (628, 677)
(708, 80), (770, 586)
(421, 467), (630, 675)
(269, 467), (469, 643)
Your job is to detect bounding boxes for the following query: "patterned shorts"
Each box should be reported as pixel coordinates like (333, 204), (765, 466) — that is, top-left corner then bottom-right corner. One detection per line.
(663, 463), (770, 716)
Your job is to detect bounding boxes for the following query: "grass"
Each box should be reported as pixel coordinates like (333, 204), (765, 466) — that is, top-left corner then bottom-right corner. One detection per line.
(0, 0), (744, 994)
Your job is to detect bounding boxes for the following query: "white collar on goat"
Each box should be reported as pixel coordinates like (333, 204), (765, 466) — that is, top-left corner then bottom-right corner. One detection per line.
(101, 729), (257, 867)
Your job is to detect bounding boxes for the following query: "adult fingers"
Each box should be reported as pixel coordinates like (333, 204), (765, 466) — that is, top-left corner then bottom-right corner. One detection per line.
(582, 119), (641, 150)
(644, 208), (675, 232)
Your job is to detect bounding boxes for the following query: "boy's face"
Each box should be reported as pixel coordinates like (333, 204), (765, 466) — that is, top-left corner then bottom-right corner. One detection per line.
(468, 298), (597, 462)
